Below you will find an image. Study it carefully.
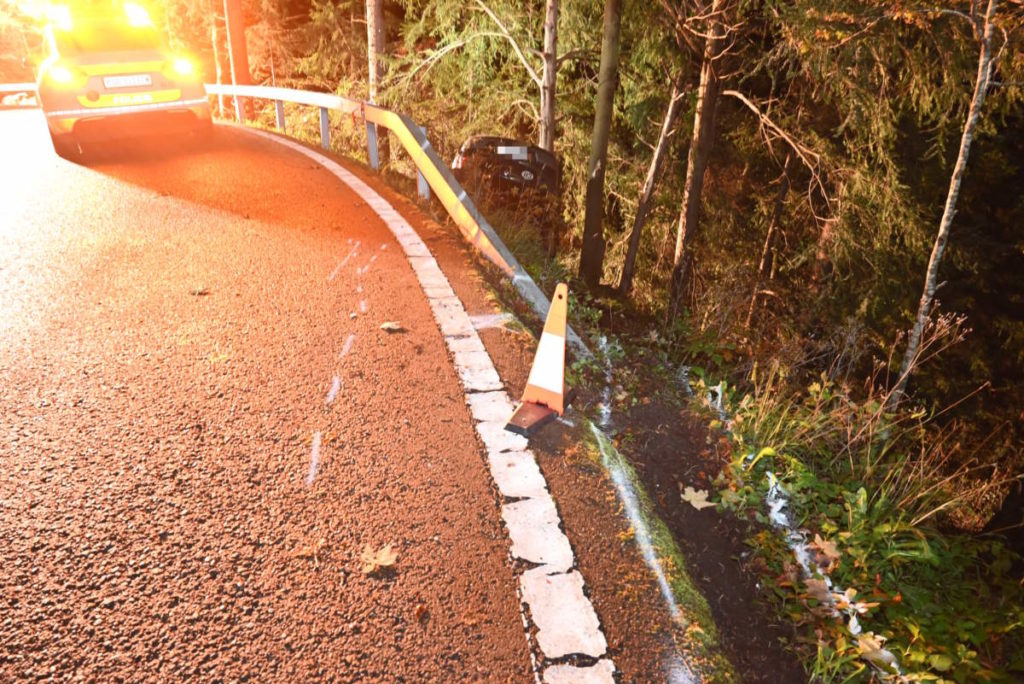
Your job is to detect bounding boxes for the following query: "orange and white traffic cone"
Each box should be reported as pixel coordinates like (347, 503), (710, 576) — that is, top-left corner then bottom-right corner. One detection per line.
(506, 283), (573, 437)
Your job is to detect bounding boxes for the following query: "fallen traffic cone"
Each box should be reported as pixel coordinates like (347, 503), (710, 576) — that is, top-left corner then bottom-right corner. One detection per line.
(505, 283), (573, 437)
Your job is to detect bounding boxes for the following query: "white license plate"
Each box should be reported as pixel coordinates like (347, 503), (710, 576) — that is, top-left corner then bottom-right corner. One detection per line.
(103, 74), (152, 89)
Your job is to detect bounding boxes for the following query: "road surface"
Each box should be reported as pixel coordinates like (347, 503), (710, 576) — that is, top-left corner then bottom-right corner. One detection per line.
(0, 110), (536, 681)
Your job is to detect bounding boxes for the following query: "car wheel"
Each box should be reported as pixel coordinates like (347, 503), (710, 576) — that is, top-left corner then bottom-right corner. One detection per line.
(49, 131), (80, 161)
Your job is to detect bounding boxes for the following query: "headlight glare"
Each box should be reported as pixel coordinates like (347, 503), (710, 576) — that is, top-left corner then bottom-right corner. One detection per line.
(48, 64), (75, 85)
(171, 57), (195, 78)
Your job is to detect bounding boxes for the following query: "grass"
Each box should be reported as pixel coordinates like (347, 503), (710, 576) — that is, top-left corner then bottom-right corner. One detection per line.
(703, 359), (1024, 682)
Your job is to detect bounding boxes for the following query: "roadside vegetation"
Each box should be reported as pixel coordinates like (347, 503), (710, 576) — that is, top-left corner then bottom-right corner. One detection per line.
(6, 0), (1023, 679)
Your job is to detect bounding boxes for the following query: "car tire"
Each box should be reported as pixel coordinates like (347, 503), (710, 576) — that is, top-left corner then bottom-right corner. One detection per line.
(49, 132), (80, 161)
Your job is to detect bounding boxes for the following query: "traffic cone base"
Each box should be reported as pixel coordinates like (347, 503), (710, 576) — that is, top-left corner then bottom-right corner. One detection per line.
(505, 283), (572, 437)
(506, 382), (576, 437)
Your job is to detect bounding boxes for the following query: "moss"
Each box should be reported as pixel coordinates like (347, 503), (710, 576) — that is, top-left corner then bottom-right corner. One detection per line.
(581, 419), (738, 681)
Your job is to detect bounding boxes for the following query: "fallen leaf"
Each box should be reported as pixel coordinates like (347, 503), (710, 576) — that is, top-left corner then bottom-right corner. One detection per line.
(361, 543), (398, 574)
(810, 533), (842, 567)
(680, 485), (716, 510)
(805, 578), (832, 604)
(189, 287), (210, 296)
(380, 321), (404, 333)
(414, 603), (428, 622)
(857, 633), (899, 671)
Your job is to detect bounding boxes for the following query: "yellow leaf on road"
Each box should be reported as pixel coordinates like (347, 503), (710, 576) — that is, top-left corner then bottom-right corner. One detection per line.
(361, 543), (398, 574)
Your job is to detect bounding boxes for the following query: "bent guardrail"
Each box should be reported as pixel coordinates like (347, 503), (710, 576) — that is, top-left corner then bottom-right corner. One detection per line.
(203, 82), (587, 354)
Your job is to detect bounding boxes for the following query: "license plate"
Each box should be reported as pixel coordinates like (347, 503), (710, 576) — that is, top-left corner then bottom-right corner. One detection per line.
(103, 74), (152, 89)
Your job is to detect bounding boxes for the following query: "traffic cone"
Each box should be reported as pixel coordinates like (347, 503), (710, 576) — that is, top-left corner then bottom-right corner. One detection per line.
(506, 283), (573, 437)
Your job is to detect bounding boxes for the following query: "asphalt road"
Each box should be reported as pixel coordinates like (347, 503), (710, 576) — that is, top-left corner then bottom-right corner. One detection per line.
(0, 110), (534, 681)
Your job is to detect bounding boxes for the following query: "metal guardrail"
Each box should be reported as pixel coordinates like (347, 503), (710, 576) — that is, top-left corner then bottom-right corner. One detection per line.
(204, 82), (587, 354)
(0, 82), (37, 109)
(0, 79), (584, 352)
(0, 82), (35, 94)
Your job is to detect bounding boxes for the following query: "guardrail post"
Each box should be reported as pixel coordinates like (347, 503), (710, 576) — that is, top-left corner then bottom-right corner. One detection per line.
(274, 100), (286, 131)
(416, 125), (431, 201)
(319, 107), (330, 150)
(365, 120), (379, 171)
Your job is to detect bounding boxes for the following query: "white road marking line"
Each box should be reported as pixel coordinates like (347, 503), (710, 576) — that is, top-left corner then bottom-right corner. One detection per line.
(357, 253), (378, 276)
(329, 241), (360, 281)
(245, 129), (614, 680)
(359, 300), (367, 314)
(306, 431), (322, 486)
(339, 333), (356, 360)
(326, 376), (341, 405)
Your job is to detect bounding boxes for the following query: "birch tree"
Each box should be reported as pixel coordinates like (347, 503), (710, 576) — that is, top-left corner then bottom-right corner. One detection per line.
(893, 0), (1002, 401)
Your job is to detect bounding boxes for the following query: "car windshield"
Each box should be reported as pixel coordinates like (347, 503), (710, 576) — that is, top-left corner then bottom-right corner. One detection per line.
(52, 17), (161, 57)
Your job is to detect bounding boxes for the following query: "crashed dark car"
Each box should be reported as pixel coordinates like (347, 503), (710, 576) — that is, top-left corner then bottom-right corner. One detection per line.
(451, 135), (560, 200)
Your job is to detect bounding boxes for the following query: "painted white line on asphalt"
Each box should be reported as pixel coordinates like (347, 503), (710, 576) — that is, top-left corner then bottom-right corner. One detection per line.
(306, 431), (322, 486)
(470, 312), (515, 330)
(339, 333), (356, 360)
(357, 254), (378, 276)
(329, 241), (360, 281)
(244, 129), (615, 682)
(359, 299), (368, 314)
(326, 376), (341, 405)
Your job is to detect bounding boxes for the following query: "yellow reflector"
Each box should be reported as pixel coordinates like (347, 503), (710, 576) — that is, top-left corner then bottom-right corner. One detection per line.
(123, 2), (153, 27)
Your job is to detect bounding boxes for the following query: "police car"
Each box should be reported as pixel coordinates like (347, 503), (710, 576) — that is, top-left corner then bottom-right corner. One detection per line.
(37, 1), (210, 159)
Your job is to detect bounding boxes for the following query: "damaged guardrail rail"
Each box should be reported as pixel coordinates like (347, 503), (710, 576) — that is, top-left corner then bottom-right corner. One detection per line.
(203, 82), (587, 355)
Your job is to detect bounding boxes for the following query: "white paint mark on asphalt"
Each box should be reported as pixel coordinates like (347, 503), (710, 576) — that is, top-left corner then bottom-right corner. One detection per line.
(357, 254), (378, 276)
(381, 243), (388, 250)
(665, 653), (700, 684)
(359, 299), (368, 314)
(356, 284), (363, 294)
(339, 333), (356, 360)
(590, 424), (682, 625)
(329, 241), (360, 281)
(470, 312), (514, 330)
(306, 431), (322, 486)
(244, 129), (613, 680)
(326, 376), (341, 405)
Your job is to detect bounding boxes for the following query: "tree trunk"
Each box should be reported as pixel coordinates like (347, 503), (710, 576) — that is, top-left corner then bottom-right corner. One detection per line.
(892, 0), (998, 402)
(211, 10), (226, 118)
(365, 0), (389, 163)
(538, 0), (558, 152)
(223, 0), (252, 121)
(618, 73), (685, 295)
(745, 153), (792, 330)
(365, 0), (385, 102)
(667, 0), (727, 321)
(578, 0), (622, 289)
